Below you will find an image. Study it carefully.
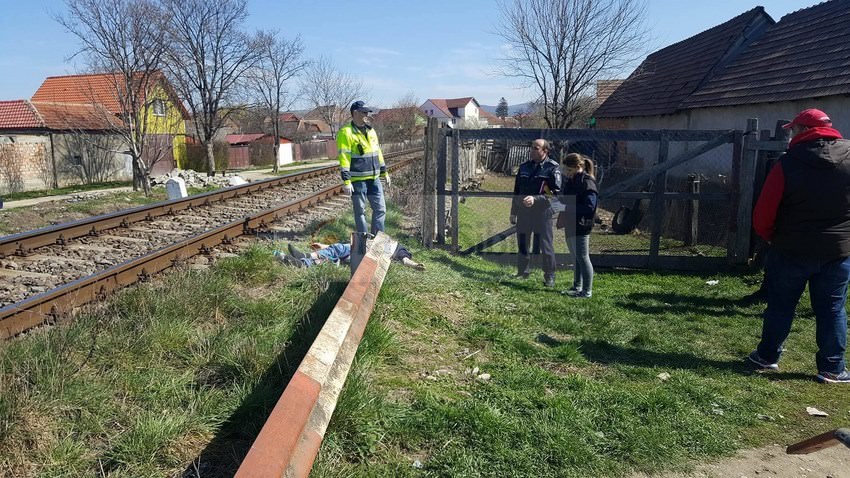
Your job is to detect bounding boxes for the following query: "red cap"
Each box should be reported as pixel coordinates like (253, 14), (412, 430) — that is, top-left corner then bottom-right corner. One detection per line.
(783, 108), (832, 129)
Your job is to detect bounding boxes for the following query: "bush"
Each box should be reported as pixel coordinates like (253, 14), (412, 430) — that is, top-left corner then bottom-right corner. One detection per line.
(185, 142), (229, 172)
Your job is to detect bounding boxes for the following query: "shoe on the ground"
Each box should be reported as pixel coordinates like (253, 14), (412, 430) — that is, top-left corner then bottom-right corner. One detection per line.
(573, 290), (592, 299)
(544, 276), (556, 288)
(515, 272), (529, 279)
(287, 243), (308, 260)
(561, 286), (582, 296)
(816, 370), (850, 384)
(747, 350), (779, 371)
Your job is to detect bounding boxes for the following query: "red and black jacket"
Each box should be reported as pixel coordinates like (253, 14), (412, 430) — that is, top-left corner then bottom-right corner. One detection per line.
(753, 127), (850, 260)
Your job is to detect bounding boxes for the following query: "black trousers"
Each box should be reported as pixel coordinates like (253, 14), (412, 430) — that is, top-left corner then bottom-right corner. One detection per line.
(516, 214), (555, 276)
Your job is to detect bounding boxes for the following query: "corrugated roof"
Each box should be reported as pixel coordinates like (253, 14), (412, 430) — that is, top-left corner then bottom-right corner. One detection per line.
(0, 100), (44, 129)
(594, 7), (772, 118)
(683, 0), (850, 108)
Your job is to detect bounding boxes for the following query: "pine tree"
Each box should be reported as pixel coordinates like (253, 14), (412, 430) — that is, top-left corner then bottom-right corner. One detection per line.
(496, 97), (509, 119)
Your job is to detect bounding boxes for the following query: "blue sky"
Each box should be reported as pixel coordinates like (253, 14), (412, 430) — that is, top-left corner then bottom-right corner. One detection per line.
(0, 0), (808, 108)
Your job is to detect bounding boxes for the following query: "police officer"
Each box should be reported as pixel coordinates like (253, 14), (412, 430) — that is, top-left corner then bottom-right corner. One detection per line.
(510, 138), (562, 286)
(337, 100), (389, 234)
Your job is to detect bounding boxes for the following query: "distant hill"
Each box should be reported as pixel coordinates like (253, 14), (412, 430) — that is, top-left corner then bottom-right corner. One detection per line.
(480, 102), (535, 117)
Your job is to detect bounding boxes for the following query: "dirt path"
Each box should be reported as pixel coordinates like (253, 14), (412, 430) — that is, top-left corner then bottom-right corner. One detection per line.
(631, 444), (848, 478)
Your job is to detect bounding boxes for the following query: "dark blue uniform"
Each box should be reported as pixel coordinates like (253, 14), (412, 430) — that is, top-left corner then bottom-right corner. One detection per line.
(511, 157), (562, 279)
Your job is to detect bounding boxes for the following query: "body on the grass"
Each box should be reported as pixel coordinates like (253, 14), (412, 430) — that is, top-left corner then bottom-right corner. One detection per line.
(510, 138), (562, 286)
(559, 153), (598, 298)
(281, 241), (423, 270)
(337, 100), (389, 234)
(750, 108), (850, 383)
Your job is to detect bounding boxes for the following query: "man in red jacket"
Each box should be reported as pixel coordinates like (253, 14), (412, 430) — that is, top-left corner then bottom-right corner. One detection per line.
(748, 109), (850, 383)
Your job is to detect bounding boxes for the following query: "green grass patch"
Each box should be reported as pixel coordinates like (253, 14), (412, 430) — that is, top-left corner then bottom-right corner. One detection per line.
(1, 181), (132, 201)
(309, 205), (850, 477)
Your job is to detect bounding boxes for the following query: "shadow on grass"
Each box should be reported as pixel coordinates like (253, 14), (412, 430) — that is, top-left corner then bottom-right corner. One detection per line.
(616, 291), (755, 318)
(183, 281), (348, 478)
(577, 339), (814, 381)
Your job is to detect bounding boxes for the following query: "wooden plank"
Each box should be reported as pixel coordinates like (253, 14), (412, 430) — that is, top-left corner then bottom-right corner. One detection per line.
(437, 128), (448, 244)
(459, 226), (517, 255)
(451, 130), (460, 253)
(648, 134), (670, 268)
(421, 118), (438, 247)
(746, 140), (789, 152)
(727, 131), (744, 263)
(600, 132), (733, 199)
(735, 119), (759, 264)
(685, 175), (700, 246)
(787, 428), (850, 455)
(457, 128), (732, 142)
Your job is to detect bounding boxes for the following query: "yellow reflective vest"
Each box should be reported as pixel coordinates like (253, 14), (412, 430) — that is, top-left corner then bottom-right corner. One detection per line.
(337, 121), (386, 185)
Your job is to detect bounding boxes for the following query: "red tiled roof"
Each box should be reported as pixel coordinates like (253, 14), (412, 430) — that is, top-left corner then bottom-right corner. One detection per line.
(0, 100), (44, 129)
(31, 102), (121, 130)
(595, 7), (772, 118)
(423, 97), (480, 118)
(280, 112), (300, 122)
(372, 106), (426, 123)
(32, 71), (189, 119)
(225, 133), (267, 145)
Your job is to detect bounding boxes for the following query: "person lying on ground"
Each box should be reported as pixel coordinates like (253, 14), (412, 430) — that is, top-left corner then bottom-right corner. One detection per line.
(275, 241), (425, 270)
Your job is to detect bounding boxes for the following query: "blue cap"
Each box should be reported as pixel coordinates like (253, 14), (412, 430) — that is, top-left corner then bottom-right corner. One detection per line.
(350, 100), (373, 114)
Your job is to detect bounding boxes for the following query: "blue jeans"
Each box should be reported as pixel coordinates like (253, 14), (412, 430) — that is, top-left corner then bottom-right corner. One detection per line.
(351, 178), (386, 234)
(566, 233), (593, 292)
(757, 251), (850, 374)
(302, 243), (352, 267)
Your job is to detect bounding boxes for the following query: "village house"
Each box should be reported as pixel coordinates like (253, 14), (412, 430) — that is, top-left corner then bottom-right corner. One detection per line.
(419, 97), (484, 128)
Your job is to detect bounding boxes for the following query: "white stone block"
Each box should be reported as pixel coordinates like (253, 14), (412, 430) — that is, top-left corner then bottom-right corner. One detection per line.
(166, 177), (188, 200)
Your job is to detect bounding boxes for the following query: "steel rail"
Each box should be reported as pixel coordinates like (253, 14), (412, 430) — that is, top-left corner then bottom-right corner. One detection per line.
(0, 149), (421, 258)
(0, 155), (419, 339)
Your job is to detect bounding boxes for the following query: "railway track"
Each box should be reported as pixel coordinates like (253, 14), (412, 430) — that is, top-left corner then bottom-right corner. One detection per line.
(0, 149), (421, 339)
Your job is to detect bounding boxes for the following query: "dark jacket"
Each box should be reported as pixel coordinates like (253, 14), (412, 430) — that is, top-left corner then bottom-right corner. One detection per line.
(753, 126), (850, 260)
(560, 171), (598, 236)
(511, 157), (562, 217)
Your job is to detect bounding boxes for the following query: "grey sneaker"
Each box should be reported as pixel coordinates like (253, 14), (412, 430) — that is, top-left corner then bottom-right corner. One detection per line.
(544, 275), (556, 287)
(573, 290), (592, 299)
(747, 350), (779, 371)
(561, 286), (581, 296)
(816, 370), (850, 384)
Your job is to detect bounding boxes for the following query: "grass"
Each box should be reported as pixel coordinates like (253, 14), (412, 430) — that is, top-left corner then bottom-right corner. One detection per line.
(1, 181), (133, 201)
(1, 180), (848, 476)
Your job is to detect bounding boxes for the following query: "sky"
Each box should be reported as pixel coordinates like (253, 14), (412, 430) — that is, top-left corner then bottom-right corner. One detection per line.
(0, 0), (809, 109)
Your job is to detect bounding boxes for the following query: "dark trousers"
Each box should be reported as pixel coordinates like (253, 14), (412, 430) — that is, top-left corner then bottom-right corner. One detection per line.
(757, 251), (850, 374)
(516, 214), (555, 277)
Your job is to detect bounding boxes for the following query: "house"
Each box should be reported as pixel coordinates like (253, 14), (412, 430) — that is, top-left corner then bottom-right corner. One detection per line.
(371, 106), (427, 141)
(223, 133), (293, 168)
(478, 109), (519, 128)
(32, 71), (189, 174)
(279, 112), (331, 140)
(420, 97), (483, 128)
(0, 99), (131, 191)
(302, 105), (344, 137)
(593, 1), (850, 173)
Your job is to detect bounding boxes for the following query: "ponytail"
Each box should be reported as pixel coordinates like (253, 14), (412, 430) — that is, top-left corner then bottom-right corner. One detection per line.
(562, 153), (595, 179)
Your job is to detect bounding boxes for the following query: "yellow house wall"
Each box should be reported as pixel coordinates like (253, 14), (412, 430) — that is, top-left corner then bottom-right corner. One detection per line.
(144, 86), (187, 168)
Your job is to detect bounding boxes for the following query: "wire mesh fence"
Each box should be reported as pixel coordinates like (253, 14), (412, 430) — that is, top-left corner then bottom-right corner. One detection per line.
(426, 126), (749, 269)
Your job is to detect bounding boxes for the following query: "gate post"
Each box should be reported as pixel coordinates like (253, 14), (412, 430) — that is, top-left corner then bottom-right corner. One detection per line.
(422, 118), (439, 247)
(648, 132), (669, 269)
(734, 118), (759, 264)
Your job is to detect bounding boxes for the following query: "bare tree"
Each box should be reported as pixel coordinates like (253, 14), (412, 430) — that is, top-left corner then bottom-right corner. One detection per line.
(249, 31), (307, 173)
(496, 0), (649, 129)
(161, 0), (261, 176)
(300, 56), (366, 138)
(373, 93), (423, 144)
(57, 0), (173, 195)
(0, 146), (24, 194)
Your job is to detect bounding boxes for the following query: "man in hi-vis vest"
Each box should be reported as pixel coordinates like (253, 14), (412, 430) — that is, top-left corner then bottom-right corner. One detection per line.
(337, 100), (390, 234)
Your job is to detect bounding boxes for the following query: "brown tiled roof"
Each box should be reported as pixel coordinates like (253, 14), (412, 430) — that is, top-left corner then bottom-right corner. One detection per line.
(372, 106), (426, 123)
(423, 97), (479, 118)
(31, 102), (120, 130)
(683, 0), (850, 108)
(32, 71), (189, 119)
(594, 7), (772, 118)
(225, 133), (266, 145)
(0, 100), (44, 129)
(596, 80), (624, 104)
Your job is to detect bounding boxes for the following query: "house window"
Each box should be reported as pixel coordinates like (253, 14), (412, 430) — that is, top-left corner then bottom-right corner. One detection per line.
(152, 99), (166, 117)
